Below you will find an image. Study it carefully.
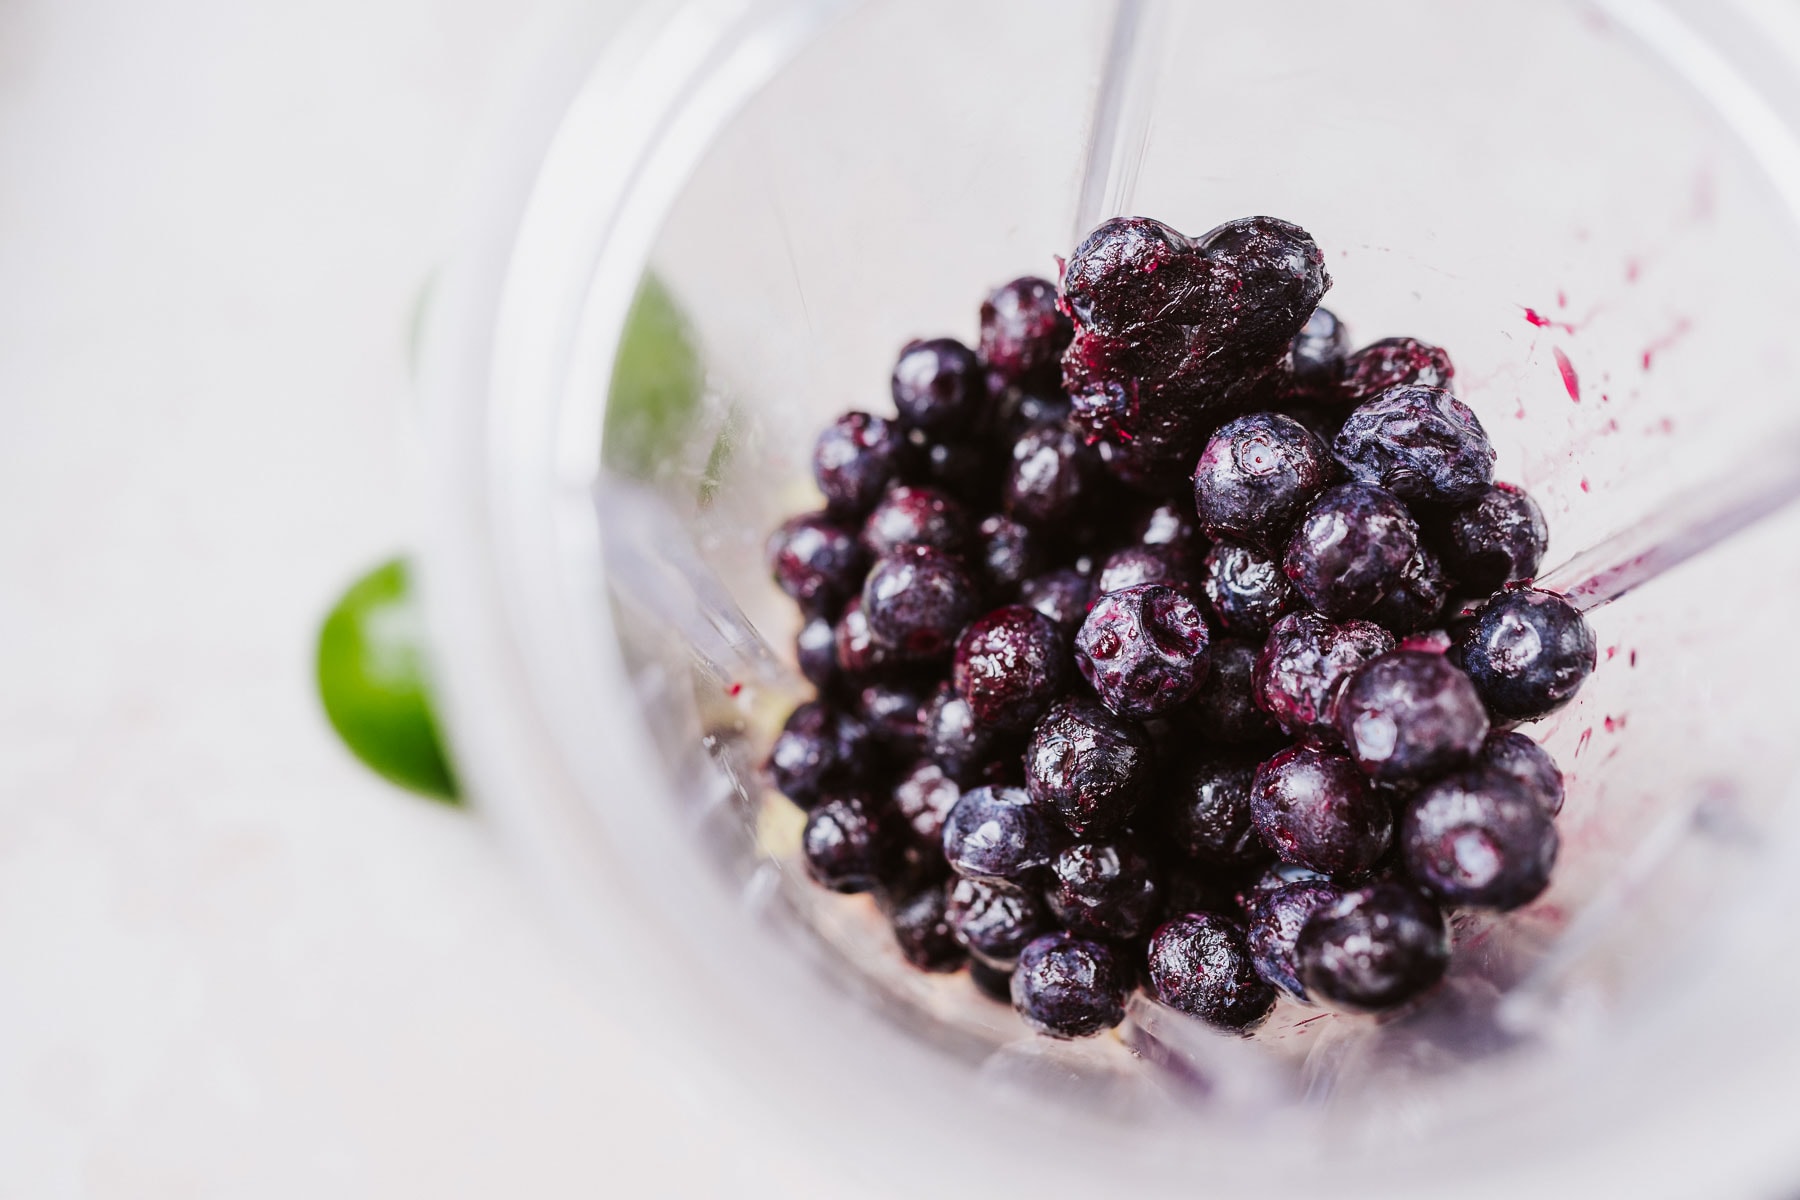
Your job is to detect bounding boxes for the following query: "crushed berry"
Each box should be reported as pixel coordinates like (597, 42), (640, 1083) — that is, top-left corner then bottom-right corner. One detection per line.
(1336, 650), (1490, 783)
(1201, 540), (1297, 637)
(1440, 482), (1549, 594)
(1024, 695), (1155, 836)
(1074, 583), (1211, 718)
(1400, 769), (1559, 909)
(814, 411), (909, 516)
(1338, 337), (1455, 405)
(1046, 840), (1161, 941)
(1192, 412), (1332, 550)
(1334, 386), (1495, 505)
(861, 545), (980, 661)
(1146, 911), (1277, 1031)
(1457, 588), (1597, 720)
(979, 277), (1074, 384)
(1011, 933), (1130, 1038)
(1296, 883), (1449, 1012)
(1283, 482), (1420, 619)
(1250, 744), (1393, 876)
(951, 605), (1068, 731)
(1254, 611), (1395, 743)
(892, 337), (983, 432)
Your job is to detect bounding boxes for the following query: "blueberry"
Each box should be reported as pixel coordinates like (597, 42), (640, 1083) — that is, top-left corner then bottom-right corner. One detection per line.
(1096, 545), (1193, 596)
(767, 701), (870, 808)
(1244, 879), (1344, 999)
(1283, 482), (1420, 619)
(1477, 730), (1565, 816)
(1074, 583), (1211, 719)
(1336, 650), (1490, 783)
(922, 683), (1016, 786)
(860, 485), (972, 558)
(1011, 933), (1131, 1038)
(1191, 638), (1281, 745)
(1254, 611), (1395, 743)
(1004, 425), (1092, 525)
(1046, 840), (1161, 941)
(1338, 337), (1455, 405)
(1192, 412), (1332, 550)
(1024, 695), (1156, 836)
(1160, 864), (1253, 922)
(951, 605), (1069, 731)
(796, 614), (839, 691)
(992, 385), (1074, 442)
(1060, 216), (1203, 332)
(1133, 500), (1207, 559)
(892, 758), (963, 845)
(1164, 754), (1267, 866)
(1290, 306), (1350, 387)
(813, 411), (908, 516)
(857, 680), (928, 757)
(1296, 883), (1449, 1011)
(861, 545), (980, 662)
(946, 876), (1050, 969)
(969, 959), (1015, 1003)
(1193, 215), (1332, 352)
(766, 512), (864, 614)
(1334, 385), (1495, 505)
(1250, 744), (1393, 876)
(941, 785), (1059, 882)
(1400, 769), (1559, 909)
(976, 513), (1041, 596)
(1364, 544), (1452, 635)
(1440, 483), (1549, 594)
(801, 793), (898, 893)
(1019, 567), (1094, 636)
(832, 596), (893, 680)
(909, 435), (995, 507)
(979, 276), (1074, 384)
(1201, 540), (1297, 637)
(892, 337), (983, 432)
(1145, 911), (1277, 1031)
(888, 883), (967, 972)
(1456, 588), (1596, 720)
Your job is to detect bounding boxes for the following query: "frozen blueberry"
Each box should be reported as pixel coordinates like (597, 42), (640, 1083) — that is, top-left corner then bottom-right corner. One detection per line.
(1133, 500), (1207, 559)
(832, 596), (893, 679)
(1097, 545), (1193, 595)
(1074, 583), (1211, 719)
(857, 680), (928, 757)
(1254, 611), (1395, 743)
(1192, 412), (1332, 549)
(1401, 769), (1559, 909)
(1296, 883), (1449, 1011)
(892, 759), (962, 845)
(976, 513), (1041, 596)
(1160, 864), (1252, 922)
(969, 959), (1014, 1003)
(796, 614), (839, 691)
(909, 434), (994, 507)
(1020, 567), (1094, 636)
(992, 385), (1074, 442)
(766, 512), (864, 614)
(861, 545), (980, 661)
(1477, 730), (1565, 816)
(861, 485), (972, 558)
(942, 785), (1059, 882)
(1011, 933), (1131, 1038)
(1440, 483), (1549, 593)
(1060, 216), (1203, 332)
(1336, 651), (1490, 783)
(813, 411), (908, 516)
(892, 337), (983, 432)
(1201, 540), (1296, 637)
(1338, 337), (1455, 405)
(1283, 483), (1420, 619)
(888, 884), (967, 972)
(952, 605), (1069, 732)
(947, 876), (1050, 969)
(1195, 215), (1333, 355)
(1290, 306), (1350, 386)
(1364, 544), (1452, 635)
(1024, 695), (1155, 837)
(980, 276), (1074, 383)
(1004, 425), (1092, 525)
(1244, 879), (1344, 999)
(922, 684), (1015, 786)
(767, 701), (870, 808)
(1456, 588), (1596, 721)
(1146, 911), (1277, 1031)
(1046, 840), (1161, 941)
(1191, 638), (1281, 745)
(802, 793), (898, 893)
(1334, 386), (1495, 505)
(1250, 744), (1393, 876)
(1165, 754), (1266, 865)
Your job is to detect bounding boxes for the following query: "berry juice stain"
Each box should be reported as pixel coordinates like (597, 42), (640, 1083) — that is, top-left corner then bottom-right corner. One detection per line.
(1640, 317), (1693, 370)
(1553, 347), (1581, 402)
(726, 681), (743, 697)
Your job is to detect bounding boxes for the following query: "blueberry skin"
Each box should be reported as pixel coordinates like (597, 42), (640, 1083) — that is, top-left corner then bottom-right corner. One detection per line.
(892, 337), (983, 432)
(1254, 611), (1395, 744)
(1337, 337), (1454, 405)
(856, 680), (928, 758)
(1020, 567), (1094, 636)
(1201, 539), (1297, 637)
(813, 411), (909, 517)
(1097, 545), (1193, 596)
(860, 545), (980, 662)
(888, 884), (967, 972)
(766, 512), (865, 615)
(946, 876), (1050, 969)
(1060, 216), (1204, 332)
(1456, 588), (1597, 721)
(766, 701), (871, 808)
(1336, 650), (1490, 783)
(801, 793), (898, 893)
(1334, 385), (1495, 505)
(892, 759), (963, 845)
(1401, 769), (1560, 910)
(979, 276), (1074, 384)
(796, 614), (840, 691)
(1024, 695), (1156, 837)
(976, 513), (1041, 597)
(1004, 425), (1092, 526)
(1046, 841), (1161, 941)
(951, 605), (1069, 733)
(1297, 883), (1450, 1012)
(1133, 500), (1208, 559)
(1250, 744), (1394, 877)
(1074, 583), (1212, 719)
(922, 683), (1015, 786)
(1192, 412), (1333, 550)
(1440, 482), (1549, 594)
(1244, 880), (1345, 999)
(1283, 482), (1420, 619)
(1146, 911), (1277, 1031)
(1191, 638), (1282, 745)
(832, 596), (893, 680)
(860, 485), (972, 559)
(941, 785), (1059, 882)
(1364, 544), (1452, 636)
(1290, 306), (1350, 386)
(1164, 754), (1266, 866)
(1477, 730), (1565, 816)
(1194, 216), (1334, 356)
(1011, 933), (1131, 1039)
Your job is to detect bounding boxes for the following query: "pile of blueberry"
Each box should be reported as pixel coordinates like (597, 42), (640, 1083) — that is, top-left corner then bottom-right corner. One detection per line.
(764, 216), (1596, 1039)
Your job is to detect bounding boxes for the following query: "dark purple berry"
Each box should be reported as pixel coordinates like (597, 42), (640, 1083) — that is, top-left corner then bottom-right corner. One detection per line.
(1193, 215), (1332, 351)
(1133, 500), (1207, 558)
(1477, 730), (1565, 816)
(979, 276), (1074, 383)
(1334, 385), (1495, 505)
(801, 793), (897, 893)
(922, 684), (1014, 786)
(969, 959), (1014, 1003)
(941, 785), (1059, 882)
(767, 701), (870, 808)
(892, 337), (982, 432)
(1046, 841), (1161, 941)
(1338, 337), (1454, 405)
(1296, 883), (1449, 1011)
(1161, 864), (1251, 922)
(992, 385), (1074, 442)
(1165, 754), (1266, 866)
(1336, 651), (1490, 783)
(951, 605), (1068, 731)
(1456, 588), (1596, 721)
(1440, 483), (1549, 593)
(976, 513), (1040, 596)
(832, 596), (892, 679)
(1146, 912), (1277, 1031)
(857, 680), (928, 757)
(766, 512), (863, 614)
(1254, 611), (1395, 743)
(1004, 425), (1092, 525)
(796, 614), (839, 691)
(1201, 540), (1296, 637)
(947, 877), (1050, 969)
(1244, 879), (1345, 999)
(1400, 770), (1559, 909)
(1060, 216), (1203, 332)
(1250, 744), (1393, 876)
(813, 411), (908, 515)
(1020, 568), (1094, 637)
(1191, 638), (1281, 745)
(1364, 544), (1452, 635)
(1192, 412), (1332, 549)
(860, 485), (971, 558)
(1096, 545), (1192, 595)
(888, 884), (966, 972)
(1283, 483), (1420, 619)
(1024, 696), (1155, 837)
(892, 759), (962, 845)
(1290, 306), (1350, 386)
(1011, 933), (1130, 1038)
(909, 435), (993, 506)
(1074, 583), (1211, 719)
(861, 545), (980, 661)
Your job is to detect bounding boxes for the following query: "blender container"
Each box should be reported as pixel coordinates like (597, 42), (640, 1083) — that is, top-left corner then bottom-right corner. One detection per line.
(417, 1), (1800, 1195)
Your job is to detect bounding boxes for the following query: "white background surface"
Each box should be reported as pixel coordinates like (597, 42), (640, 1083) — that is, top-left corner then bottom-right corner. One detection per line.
(0, 1), (843, 1194)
